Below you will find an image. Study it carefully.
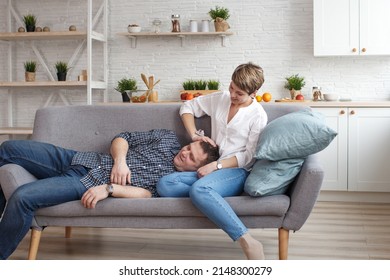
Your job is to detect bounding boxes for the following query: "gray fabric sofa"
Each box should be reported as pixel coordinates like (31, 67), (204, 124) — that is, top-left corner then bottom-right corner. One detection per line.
(0, 103), (324, 260)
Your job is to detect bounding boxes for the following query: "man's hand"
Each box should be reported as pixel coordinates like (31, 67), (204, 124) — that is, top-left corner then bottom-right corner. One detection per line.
(111, 161), (131, 186)
(81, 185), (109, 209)
(197, 161), (217, 178)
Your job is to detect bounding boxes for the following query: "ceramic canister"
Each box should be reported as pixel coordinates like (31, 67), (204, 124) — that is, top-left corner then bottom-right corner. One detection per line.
(190, 20), (198, 32)
(201, 20), (210, 32)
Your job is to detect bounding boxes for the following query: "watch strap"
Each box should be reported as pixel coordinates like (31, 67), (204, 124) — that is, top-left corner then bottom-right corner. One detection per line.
(106, 184), (114, 197)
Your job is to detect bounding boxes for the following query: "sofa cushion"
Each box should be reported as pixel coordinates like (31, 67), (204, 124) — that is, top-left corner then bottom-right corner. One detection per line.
(244, 158), (305, 197)
(255, 109), (337, 161)
(35, 195), (290, 218)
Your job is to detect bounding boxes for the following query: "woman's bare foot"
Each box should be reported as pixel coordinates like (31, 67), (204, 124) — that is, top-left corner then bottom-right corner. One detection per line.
(238, 233), (265, 260)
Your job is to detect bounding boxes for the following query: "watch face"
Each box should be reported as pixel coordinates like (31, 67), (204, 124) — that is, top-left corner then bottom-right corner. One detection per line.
(217, 163), (223, 170)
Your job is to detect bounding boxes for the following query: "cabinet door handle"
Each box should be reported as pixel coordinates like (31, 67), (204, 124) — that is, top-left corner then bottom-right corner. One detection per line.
(340, 110), (345, 115)
(352, 48), (357, 52)
(350, 110), (356, 115)
(362, 48), (367, 53)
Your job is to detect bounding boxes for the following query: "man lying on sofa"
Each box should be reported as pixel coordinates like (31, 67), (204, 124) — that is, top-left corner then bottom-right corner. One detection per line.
(0, 128), (219, 260)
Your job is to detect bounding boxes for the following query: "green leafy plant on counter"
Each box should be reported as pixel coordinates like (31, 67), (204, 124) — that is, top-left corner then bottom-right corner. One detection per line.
(182, 80), (196, 90)
(284, 74), (306, 90)
(194, 80), (207, 90)
(115, 77), (138, 93)
(207, 80), (220, 90)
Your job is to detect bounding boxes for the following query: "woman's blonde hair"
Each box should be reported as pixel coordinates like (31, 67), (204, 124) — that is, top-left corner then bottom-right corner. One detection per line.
(231, 62), (264, 95)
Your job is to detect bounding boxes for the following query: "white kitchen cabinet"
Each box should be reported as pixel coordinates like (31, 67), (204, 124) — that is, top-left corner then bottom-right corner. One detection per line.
(314, 0), (390, 56)
(0, 0), (108, 135)
(313, 108), (348, 191)
(348, 108), (390, 192)
(313, 107), (390, 192)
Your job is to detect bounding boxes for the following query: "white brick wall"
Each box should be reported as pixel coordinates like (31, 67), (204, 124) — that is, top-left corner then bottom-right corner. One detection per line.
(1, 0), (390, 129)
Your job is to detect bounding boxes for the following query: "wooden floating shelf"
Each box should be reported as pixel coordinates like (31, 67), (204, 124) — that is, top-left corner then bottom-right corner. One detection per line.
(118, 31), (234, 37)
(0, 81), (88, 87)
(0, 127), (33, 135)
(117, 31), (234, 47)
(0, 31), (87, 41)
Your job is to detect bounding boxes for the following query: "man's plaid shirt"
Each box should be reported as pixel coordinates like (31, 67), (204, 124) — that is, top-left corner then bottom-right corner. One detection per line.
(71, 129), (181, 197)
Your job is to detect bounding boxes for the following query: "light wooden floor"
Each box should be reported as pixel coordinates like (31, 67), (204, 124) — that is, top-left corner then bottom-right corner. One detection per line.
(9, 201), (390, 260)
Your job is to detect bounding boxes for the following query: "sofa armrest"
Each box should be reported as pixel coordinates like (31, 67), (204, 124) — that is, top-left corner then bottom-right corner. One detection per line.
(282, 154), (324, 230)
(0, 164), (37, 199)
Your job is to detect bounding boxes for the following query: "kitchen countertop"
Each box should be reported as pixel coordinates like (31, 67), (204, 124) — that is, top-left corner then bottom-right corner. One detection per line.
(101, 100), (390, 108)
(269, 100), (390, 108)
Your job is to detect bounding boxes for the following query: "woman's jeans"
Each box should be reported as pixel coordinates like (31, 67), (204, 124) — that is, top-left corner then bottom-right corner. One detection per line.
(157, 168), (249, 241)
(0, 140), (88, 260)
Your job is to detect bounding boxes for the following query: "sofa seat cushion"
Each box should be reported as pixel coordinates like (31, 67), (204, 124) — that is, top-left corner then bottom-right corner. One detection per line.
(35, 195), (290, 218)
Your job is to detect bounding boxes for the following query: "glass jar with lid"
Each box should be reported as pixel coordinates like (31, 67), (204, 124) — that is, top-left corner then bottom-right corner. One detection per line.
(312, 86), (323, 101)
(171, 15), (181, 32)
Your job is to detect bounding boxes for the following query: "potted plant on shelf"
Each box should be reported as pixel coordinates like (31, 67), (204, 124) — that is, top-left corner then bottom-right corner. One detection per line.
(55, 61), (70, 81)
(23, 14), (37, 32)
(115, 77), (138, 102)
(284, 74), (306, 99)
(208, 6), (230, 32)
(24, 60), (37, 82)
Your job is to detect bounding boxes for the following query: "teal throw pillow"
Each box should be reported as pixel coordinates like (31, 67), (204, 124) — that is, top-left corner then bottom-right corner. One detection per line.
(255, 109), (337, 161)
(244, 158), (305, 197)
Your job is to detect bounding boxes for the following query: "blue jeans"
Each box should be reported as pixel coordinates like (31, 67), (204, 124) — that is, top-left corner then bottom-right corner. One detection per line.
(0, 140), (88, 259)
(157, 168), (249, 241)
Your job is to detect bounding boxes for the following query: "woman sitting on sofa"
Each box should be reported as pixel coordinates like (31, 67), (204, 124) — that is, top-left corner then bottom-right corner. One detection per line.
(157, 62), (268, 260)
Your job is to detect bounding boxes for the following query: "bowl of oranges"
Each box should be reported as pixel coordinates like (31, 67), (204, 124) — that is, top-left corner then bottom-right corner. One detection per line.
(130, 90), (148, 103)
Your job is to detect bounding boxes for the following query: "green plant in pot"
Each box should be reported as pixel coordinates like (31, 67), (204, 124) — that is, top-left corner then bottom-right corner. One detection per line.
(284, 74), (306, 99)
(207, 79), (220, 90)
(23, 14), (37, 32)
(182, 80), (196, 90)
(194, 80), (207, 90)
(115, 77), (137, 102)
(24, 60), (37, 82)
(208, 6), (230, 32)
(55, 61), (70, 81)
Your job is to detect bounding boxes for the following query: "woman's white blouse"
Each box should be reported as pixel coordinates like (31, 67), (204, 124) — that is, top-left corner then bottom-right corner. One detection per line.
(180, 91), (268, 170)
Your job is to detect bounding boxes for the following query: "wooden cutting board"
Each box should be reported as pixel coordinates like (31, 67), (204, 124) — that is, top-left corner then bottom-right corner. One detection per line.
(275, 99), (310, 102)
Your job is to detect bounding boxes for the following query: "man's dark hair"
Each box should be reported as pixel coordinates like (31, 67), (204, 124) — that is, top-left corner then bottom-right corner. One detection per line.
(199, 141), (220, 165)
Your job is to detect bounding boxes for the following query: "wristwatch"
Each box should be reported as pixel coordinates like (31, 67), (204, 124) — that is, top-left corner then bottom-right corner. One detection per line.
(106, 184), (114, 197)
(216, 160), (223, 170)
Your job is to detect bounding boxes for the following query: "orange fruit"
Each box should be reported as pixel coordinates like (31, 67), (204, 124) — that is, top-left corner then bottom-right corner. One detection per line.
(255, 95), (262, 102)
(262, 92), (272, 102)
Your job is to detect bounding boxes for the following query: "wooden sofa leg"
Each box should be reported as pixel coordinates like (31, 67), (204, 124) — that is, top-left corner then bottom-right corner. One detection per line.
(28, 228), (42, 260)
(65, 226), (72, 238)
(278, 228), (289, 260)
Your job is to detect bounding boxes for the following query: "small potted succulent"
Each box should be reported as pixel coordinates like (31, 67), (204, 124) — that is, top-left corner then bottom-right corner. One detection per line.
(24, 60), (37, 82)
(284, 74), (306, 99)
(115, 77), (138, 102)
(23, 14), (37, 32)
(208, 6), (230, 32)
(55, 61), (70, 81)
